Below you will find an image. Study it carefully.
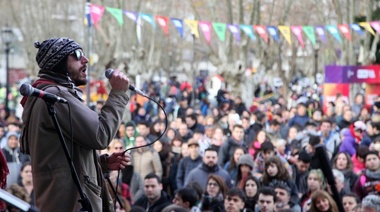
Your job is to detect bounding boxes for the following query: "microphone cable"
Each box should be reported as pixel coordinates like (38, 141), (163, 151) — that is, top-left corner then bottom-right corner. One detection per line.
(112, 93), (168, 210)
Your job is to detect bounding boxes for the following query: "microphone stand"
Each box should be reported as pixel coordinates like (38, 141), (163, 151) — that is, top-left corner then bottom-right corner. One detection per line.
(45, 101), (92, 212)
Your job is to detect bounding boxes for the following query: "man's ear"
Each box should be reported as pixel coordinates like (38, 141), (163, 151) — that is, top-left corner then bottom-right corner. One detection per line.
(159, 183), (163, 190)
(184, 201), (190, 209)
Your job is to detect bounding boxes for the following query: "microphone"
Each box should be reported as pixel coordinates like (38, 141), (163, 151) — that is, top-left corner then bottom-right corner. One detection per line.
(19, 83), (68, 104)
(105, 68), (148, 97)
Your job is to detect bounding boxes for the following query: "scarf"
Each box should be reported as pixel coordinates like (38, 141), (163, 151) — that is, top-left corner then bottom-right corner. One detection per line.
(366, 169), (380, 180)
(20, 70), (84, 107)
(349, 124), (362, 144)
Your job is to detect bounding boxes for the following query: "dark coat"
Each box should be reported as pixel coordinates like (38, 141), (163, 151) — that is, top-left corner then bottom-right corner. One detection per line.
(134, 191), (171, 212)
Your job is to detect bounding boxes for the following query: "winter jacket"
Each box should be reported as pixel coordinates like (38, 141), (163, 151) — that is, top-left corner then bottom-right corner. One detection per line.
(288, 114), (310, 128)
(291, 165), (309, 195)
(20, 80), (129, 212)
(353, 169), (380, 200)
(134, 191), (171, 212)
(185, 163), (233, 190)
(131, 147), (163, 179)
(339, 130), (357, 156)
(176, 155), (202, 189)
(218, 137), (248, 167)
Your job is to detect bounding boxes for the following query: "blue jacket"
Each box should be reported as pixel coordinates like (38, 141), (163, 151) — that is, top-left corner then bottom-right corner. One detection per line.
(185, 163), (233, 190)
(289, 114), (310, 127)
(176, 156), (203, 189)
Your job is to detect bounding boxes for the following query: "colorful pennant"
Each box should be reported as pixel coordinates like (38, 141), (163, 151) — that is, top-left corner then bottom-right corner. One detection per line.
(213, 23), (227, 41)
(199, 21), (212, 44)
(156, 16), (169, 36)
(278, 26), (292, 45)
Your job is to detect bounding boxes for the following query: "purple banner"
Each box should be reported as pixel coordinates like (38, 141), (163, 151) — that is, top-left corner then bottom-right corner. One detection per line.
(325, 65), (380, 84)
(325, 66), (343, 83)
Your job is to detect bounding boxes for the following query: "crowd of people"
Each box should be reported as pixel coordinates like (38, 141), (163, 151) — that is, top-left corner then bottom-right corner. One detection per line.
(2, 74), (380, 212)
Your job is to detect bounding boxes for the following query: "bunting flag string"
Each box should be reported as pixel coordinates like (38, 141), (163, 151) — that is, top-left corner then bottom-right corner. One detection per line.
(87, 3), (380, 47)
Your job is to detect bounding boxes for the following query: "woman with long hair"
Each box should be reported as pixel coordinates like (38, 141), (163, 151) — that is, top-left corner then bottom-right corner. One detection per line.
(243, 175), (260, 210)
(223, 147), (245, 185)
(248, 130), (268, 159)
(262, 156), (299, 208)
(235, 154), (254, 189)
(301, 169), (327, 211)
(200, 174), (228, 212)
(309, 190), (339, 212)
(332, 152), (358, 190)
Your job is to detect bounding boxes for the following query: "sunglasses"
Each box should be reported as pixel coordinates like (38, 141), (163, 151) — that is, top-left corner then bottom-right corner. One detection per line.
(72, 49), (84, 61)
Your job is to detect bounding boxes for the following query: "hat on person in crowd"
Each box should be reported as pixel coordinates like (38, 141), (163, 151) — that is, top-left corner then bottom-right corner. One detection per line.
(187, 139), (199, 147)
(6, 132), (19, 141)
(260, 141), (275, 152)
(353, 120), (366, 132)
(125, 121), (135, 128)
(270, 180), (292, 195)
(237, 154), (254, 169)
(35, 37), (81, 73)
(193, 127), (205, 134)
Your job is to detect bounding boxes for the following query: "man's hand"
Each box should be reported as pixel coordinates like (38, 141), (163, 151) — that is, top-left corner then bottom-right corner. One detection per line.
(106, 152), (130, 170)
(109, 70), (130, 92)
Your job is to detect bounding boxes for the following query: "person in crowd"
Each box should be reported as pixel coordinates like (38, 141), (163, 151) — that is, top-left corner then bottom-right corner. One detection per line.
(337, 109), (354, 131)
(224, 187), (249, 212)
(177, 122), (193, 143)
(131, 135), (163, 179)
(332, 152), (358, 190)
(243, 176), (260, 210)
(242, 116), (255, 147)
(361, 194), (380, 212)
(330, 169), (349, 197)
(1, 132), (29, 163)
(261, 156), (299, 208)
(291, 150), (311, 197)
(15, 162), (34, 206)
(172, 187), (200, 212)
(20, 37), (130, 211)
(185, 148), (232, 189)
(209, 126), (226, 153)
(176, 139), (202, 189)
(300, 169), (326, 209)
(6, 184), (31, 211)
(248, 130), (268, 160)
(200, 174), (228, 211)
(192, 128), (209, 156)
(288, 102), (310, 128)
(218, 124), (247, 167)
(255, 187), (276, 212)
(266, 120), (281, 142)
(253, 141), (292, 179)
(353, 150), (380, 200)
(186, 113), (205, 134)
(136, 120), (156, 144)
(319, 119), (341, 157)
(134, 173), (171, 212)
(165, 128), (177, 142)
(251, 112), (266, 135)
(351, 145), (369, 175)
(235, 154), (254, 189)
(309, 190), (339, 212)
(224, 147), (245, 185)
(272, 181), (301, 211)
(273, 139), (287, 158)
(133, 107), (152, 124)
(342, 193), (360, 212)
(339, 120), (366, 156)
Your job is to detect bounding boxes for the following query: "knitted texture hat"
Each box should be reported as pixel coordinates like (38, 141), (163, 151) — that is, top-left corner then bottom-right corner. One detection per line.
(35, 37), (81, 72)
(237, 154), (254, 169)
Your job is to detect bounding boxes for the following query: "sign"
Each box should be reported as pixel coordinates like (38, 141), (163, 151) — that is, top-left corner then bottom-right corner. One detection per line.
(325, 65), (380, 84)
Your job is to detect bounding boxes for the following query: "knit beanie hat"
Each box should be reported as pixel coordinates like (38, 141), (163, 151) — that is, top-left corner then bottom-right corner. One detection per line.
(35, 37), (81, 72)
(238, 154), (254, 169)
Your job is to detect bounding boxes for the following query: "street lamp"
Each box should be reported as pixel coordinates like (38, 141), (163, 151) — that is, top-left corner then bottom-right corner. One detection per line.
(314, 41), (320, 75)
(1, 26), (14, 112)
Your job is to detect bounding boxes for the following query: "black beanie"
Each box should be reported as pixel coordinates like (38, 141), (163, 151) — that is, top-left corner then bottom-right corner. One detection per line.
(35, 37), (81, 72)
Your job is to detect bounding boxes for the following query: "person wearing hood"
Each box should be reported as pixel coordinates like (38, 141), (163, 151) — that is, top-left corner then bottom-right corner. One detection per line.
(339, 121), (366, 156)
(235, 154), (254, 189)
(185, 148), (232, 190)
(1, 132), (29, 163)
(218, 124), (247, 167)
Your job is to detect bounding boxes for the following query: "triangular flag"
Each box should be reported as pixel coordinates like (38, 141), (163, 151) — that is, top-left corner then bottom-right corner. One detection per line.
(140, 13), (156, 28)
(124, 11), (139, 24)
(302, 26), (316, 46)
(171, 18), (184, 37)
(105, 7), (123, 26)
(338, 24), (351, 41)
(212, 22), (227, 41)
(291, 26), (304, 47)
(326, 25), (342, 43)
(240, 25), (256, 41)
(370, 21), (380, 34)
(198, 21), (212, 44)
(85, 2), (92, 27)
(228, 24), (240, 42)
(278, 26), (292, 45)
(315, 26), (327, 43)
(254, 25), (268, 43)
(350, 24), (364, 36)
(90, 4), (105, 28)
(267, 26), (280, 43)
(156, 16), (169, 36)
(359, 22), (375, 36)
(184, 20), (199, 38)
